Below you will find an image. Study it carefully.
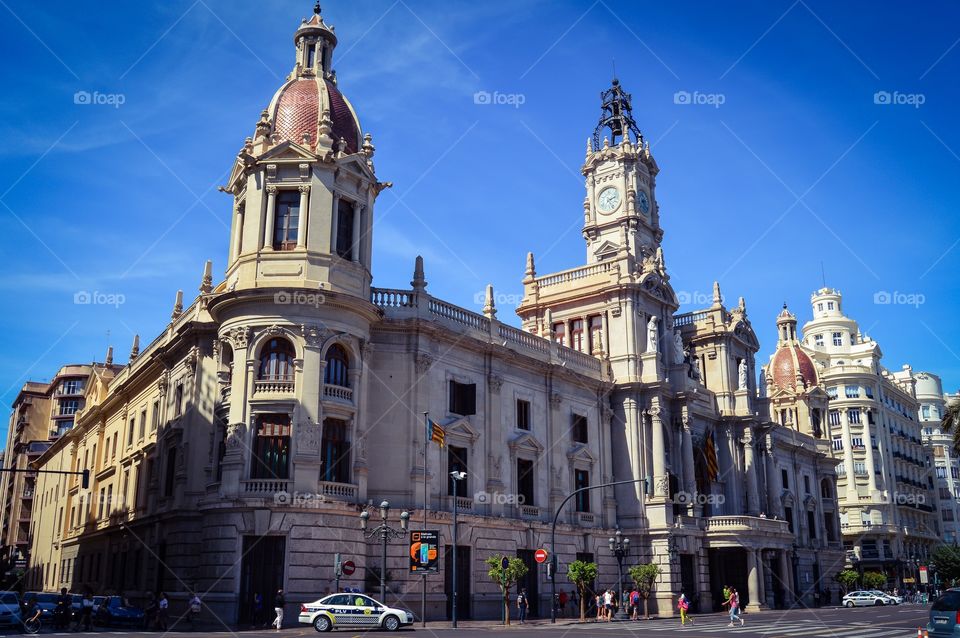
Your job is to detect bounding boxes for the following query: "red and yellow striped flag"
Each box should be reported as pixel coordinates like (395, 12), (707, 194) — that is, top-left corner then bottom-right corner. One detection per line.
(704, 430), (719, 481)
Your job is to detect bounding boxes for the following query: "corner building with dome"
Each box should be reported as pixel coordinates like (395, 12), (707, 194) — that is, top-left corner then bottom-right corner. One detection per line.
(26, 5), (844, 621)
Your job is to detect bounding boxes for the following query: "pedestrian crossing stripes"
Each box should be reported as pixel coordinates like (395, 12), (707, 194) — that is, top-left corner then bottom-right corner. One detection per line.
(602, 618), (920, 637)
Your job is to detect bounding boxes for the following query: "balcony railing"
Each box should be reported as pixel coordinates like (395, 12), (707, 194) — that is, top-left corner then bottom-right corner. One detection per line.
(319, 481), (358, 501)
(703, 515), (791, 535)
(242, 479), (292, 495)
(322, 384), (354, 403)
(520, 505), (541, 519)
(454, 496), (474, 512)
(254, 376), (295, 394)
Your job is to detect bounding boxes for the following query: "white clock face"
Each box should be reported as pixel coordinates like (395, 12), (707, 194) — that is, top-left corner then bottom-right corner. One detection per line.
(597, 187), (621, 214)
(638, 190), (650, 215)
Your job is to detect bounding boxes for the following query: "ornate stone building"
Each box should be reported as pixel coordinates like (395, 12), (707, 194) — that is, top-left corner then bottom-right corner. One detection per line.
(27, 4), (843, 622)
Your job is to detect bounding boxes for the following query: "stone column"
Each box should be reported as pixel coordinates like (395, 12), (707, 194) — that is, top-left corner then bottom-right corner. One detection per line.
(746, 548), (762, 611)
(744, 426), (760, 516)
(681, 416), (697, 514)
(650, 406), (666, 500)
(863, 415), (877, 494)
(263, 186), (277, 250)
(330, 192), (341, 252)
(779, 549), (793, 605)
(231, 202), (244, 260)
(352, 204), (364, 262)
(840, 409), (858, 499)
(296, 185), (310, 249)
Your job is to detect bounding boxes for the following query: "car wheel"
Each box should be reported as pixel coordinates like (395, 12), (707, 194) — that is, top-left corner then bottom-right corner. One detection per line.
(382, 615), (401, 632)
(874, 599), (883, 606)
(313, 615), (332, 632)
(845, 601), (854, 608)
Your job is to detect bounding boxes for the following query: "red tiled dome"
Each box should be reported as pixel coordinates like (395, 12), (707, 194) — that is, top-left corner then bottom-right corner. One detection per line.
(772, 345), (818, 390)
(269, 78), (360, 153)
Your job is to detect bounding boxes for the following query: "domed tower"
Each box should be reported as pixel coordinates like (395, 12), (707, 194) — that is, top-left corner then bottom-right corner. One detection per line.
(221, 1), (386, 298)
(211, 3), (384, 500)
(762, 305), (829, 438)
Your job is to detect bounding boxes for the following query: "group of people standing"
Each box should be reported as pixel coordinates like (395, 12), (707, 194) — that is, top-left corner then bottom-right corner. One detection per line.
(249, 589), (286, 630)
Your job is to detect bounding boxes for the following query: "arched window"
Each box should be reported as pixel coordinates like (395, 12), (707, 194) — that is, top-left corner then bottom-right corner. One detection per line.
(820, 478), (833, 500)
(259, 338), (296, 381)
(324, 344), (350, 387)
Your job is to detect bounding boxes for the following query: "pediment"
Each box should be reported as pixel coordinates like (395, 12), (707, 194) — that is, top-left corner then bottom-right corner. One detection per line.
(336, 153), (376, 181)
(566, 442), (597, 466)
(257, 140), (318, 162)
(592, 240), (619, 260)
(439, 416), (479, 443)
(508, 431), (544, 455)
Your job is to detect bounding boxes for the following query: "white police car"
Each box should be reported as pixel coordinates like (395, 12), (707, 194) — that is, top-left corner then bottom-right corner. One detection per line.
(299, 593), (414, 632)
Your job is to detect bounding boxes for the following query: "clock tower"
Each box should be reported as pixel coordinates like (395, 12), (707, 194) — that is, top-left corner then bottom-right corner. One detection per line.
(582, 79), (662, 271)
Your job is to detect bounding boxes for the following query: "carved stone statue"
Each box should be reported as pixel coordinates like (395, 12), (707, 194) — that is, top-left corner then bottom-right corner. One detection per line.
(673, 330), (684, 364)
(738, 359), (748, 391)
(646, 316), (659, 353)
(225, 422), (245, 449)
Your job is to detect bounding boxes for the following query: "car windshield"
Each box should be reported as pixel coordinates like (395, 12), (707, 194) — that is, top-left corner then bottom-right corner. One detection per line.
(0, 593), (17, 605)
(933, 591), (960, 611)
(324, 595), (353, 606)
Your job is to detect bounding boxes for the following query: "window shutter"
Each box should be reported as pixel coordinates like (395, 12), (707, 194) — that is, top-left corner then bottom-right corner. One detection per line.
(466, 384), (476, 415)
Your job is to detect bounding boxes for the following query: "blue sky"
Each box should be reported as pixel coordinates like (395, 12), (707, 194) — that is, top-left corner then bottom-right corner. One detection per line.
(1, 0), (959, 442)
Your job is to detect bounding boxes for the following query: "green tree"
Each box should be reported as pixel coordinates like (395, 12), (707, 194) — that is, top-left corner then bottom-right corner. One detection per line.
(567, 560), (599, 622)
(485, 554), (529, 626)
(944, 397), (960, 454)
(861, 571), (887, 590)
(628, 563), (662, 620)
(834, 569), (860, 594)
(931, 545), (960, 585)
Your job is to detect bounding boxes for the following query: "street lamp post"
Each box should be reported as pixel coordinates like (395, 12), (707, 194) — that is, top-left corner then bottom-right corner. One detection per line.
(450, 471), (466, 629)
(608, 529), (630, 619)
(360, 500), (410, 604)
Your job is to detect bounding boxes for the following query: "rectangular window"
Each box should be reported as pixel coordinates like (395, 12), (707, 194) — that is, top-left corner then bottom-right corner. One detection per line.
(128, 417), (135, 446)
(517, 459), (534, 506)
(832, 332), (843, 346)
(807, 510), (817, 538)
(251, 414), (291, 480)
(922, 405), (931, 419)
(60, 379), (84, 395)
(552, 322), (565, 346)
(827, 386), (838, 399)
(571, 414), (588, 444)
(448, 380), (477, 416)
(941, 487), (952, 500)
(574, 470), (590, 512)
(817, 303), (823, 312)
(588, 315), (603, 354)
(570, 319), (584, 351)
(944, 509), (955, 522)
(852, 436), (864, 449)
(953, 467), (959, 480)
(804, 475), (811, 494)
(837, 464), (846, 476)
(59, 399), (81, 415)
(832, 436), (843, 451)
(848, 409), (861, 424)
(854, 462), (867, 475)
(828, 410), (841, 426)
(321, 418), (350, 484)
(98, 488), (105, 519)
(139, 410), (146, 440)
(516, 399), (531, 430)
(845, 385), (861, 398)
(828, 302), (835, 310)
(151, 401), (160, 431)
(448, 446), (468, 497)
(814, 334), (824, 347)
(781, 469), (789, 489)
(164, 449), (177, 496)
(273, 190), (300, 250)
(864, 386), (874, 399)
(784, 506), (794, 533)
(174, 383), (184, 418)
(112, 433), (118, 459)
(335, 199), (355, 259)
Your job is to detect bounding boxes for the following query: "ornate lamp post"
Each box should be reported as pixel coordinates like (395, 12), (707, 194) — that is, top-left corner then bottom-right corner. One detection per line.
(360, 500), (410, 603)
(608, 528), (630, 619)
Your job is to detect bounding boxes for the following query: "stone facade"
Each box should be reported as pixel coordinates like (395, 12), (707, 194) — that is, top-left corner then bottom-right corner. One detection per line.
(25, 4), (847, 624)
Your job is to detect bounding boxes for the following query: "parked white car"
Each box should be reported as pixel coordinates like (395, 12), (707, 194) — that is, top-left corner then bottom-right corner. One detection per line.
(867, 590), (902, 605)
(299, 593), (414, 632)
(843, 590), (888, 607)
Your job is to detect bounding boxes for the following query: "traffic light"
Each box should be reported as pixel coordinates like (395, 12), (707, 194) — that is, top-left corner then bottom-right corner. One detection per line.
(547, 556), (557, 580)
(81, 469), (90, 489)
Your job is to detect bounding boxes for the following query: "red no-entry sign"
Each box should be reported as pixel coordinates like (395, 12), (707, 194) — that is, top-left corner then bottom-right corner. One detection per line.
(535, 549), (548, 564)
(341, 560), (356, 576)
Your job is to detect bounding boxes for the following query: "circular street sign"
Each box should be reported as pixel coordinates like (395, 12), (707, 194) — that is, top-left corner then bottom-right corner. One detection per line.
(535, 549), (548, 564)
(341, 560), (356, 576)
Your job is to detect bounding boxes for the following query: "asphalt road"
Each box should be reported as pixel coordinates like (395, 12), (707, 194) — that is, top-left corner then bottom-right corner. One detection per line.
(0, 605), (934, 638)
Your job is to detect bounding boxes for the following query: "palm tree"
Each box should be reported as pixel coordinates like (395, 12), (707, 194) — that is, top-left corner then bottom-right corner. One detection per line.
(942, 397), (960, 452)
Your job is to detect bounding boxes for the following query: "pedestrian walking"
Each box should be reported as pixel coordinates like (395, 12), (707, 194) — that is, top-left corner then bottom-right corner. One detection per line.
(678, 591), (693, 625)
(73, 590), (94, 632)
(595, 593), (602, 621)
(517, 588), (529, 624)
(273, 589), (285, 631)
(55, 588), (71, 630)
(630, 587), (640, 620)
(603, 589), (614, 621)
(724, 588), (743, 627)
(157, 593), (170, 631)
(558, 590), (568, 618)
(188, 593), (202, 630)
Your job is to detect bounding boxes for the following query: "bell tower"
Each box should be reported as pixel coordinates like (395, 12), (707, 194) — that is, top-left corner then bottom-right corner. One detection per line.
(582, 79), (662, 271)
(220, 1), (389, 300)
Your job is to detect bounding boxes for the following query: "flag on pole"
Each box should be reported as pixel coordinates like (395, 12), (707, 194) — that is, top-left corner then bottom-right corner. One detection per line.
(704, 430), (719, 481)
(425, 415), (445, 448)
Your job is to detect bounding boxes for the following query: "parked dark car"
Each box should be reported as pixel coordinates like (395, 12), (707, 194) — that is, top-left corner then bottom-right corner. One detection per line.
(929, 588), (960, 636)
(94, 596), (144, 626)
